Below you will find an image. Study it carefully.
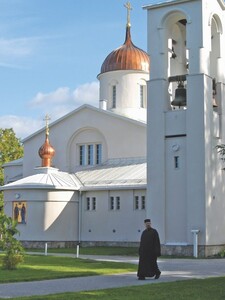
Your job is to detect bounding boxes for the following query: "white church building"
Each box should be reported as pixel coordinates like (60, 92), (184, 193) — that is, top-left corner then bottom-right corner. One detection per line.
(2, 0), (225, 257)
(2, 6), (149, 249)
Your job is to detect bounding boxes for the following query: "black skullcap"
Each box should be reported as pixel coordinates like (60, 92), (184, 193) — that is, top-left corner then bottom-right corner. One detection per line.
(144, 219), (151, 223)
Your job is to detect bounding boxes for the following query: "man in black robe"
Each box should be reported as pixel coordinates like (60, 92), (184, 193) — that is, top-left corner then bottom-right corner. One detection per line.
(137, 218), (161, 280)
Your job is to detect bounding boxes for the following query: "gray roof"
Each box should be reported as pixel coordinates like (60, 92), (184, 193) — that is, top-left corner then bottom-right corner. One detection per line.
(1, 159), (146, 192)
(1, 170), (81, 191)
(76, 159), (146, 191)
(2, 158), (23, 167)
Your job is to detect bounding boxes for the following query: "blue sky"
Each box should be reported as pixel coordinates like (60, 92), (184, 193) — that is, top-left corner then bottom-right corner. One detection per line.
(0, 0), (151, 139)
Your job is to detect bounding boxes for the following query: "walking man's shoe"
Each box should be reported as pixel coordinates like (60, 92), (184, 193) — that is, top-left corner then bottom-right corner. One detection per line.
(155, 271), (161, 279)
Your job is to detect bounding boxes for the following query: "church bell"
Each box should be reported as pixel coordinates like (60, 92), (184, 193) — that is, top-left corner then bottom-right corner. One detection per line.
(212, 78), (218, 108)
(171, 81), (187, 107)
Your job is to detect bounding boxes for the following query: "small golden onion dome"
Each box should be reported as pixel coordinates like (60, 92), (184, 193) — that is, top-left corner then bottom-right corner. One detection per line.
(100, 25), (150, 74)
(38, 134), (55, 167)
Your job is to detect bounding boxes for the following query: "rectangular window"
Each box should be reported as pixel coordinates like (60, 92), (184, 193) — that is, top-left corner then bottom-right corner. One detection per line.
(79, 144), (102, 166)
(112, 85), (116, 108)
(79, 145), (85, 165)
(116, 196), (120, 210)
(174, 156), (179, 169)
(141, 196), (145, 210)
(134, 196), (139, 210)
(140, 85), (144, 108)
(96, 144), (102, 165)
(110, 196), (114, 210)
(88, 145), (94, 165)
(86, 197), (90, 210)
(92, 197), (96, 210)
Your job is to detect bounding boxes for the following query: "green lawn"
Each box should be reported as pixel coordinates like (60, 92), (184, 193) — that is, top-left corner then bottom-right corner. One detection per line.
(2, 277), (225, 300)
(0, 254), (137, 283)
(0, 248), (225, 300)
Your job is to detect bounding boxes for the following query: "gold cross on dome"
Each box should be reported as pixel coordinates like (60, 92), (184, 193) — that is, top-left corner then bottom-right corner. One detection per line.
(124, 1), (132, 27)
(43, 114), (51, 136)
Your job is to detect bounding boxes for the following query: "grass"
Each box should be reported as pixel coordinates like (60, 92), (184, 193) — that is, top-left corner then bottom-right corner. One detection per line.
(0, 253), (137, 283)
(0, 247), (225, 299)
(2, 277), (225, 300)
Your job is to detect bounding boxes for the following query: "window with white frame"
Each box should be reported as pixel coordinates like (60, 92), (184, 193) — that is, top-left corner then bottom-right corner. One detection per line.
(134, 196), (139, 210)
(134, 195), (146, 210)
(78, 143), (102, 166)
(88, 144), (94, 165)
(174, 156), (179, 169)
(112, 85), (116, 108)
(79, 145), (85, 166)
(92, 197), (96, 210)
(86, 197), (97, 211)
(86, 197), (91, 210)
(116, 196), (120, 210)
(110, 196), (120, 211)
(141, 196), (146, 210)
(110, 196), (114, 210)
(140, 85), (144, 108)
(96, 144), (102, 165)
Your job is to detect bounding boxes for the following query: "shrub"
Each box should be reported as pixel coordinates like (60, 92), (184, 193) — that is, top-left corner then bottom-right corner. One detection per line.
(219, 249), (225, 258)
(0, 213), (24, 270)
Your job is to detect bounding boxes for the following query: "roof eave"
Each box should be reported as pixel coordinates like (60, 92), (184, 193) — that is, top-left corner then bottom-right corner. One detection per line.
(143, 0), (195, 10)
(80, 184), (147, 191)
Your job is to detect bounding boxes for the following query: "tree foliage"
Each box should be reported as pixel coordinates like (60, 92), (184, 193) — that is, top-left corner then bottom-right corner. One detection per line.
(0, 128), (24, 209)
(0, 212), (24, 269)
(0, 128), (24, 185)
(216, 144), (225, 159)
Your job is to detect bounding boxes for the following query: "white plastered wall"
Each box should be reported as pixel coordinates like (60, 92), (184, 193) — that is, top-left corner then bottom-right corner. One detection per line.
(3, 189), (79, 241)
(146, 0), (225, 251)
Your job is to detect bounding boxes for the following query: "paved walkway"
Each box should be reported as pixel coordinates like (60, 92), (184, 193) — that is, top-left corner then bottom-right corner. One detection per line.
(0, 254), (225, 299)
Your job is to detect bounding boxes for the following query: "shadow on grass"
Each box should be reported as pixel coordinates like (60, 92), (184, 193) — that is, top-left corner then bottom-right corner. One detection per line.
(0, 254), (137, 283)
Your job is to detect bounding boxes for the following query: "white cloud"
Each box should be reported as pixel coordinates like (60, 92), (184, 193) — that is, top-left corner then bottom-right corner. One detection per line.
(73, 82), (100, 105)
(0, 38), (32, 57)
(0, 81), (100, 139)
(0, 37), (36, 68)
(0, 35), (58, 68)
(29, 81), (99, 119)
(0, 115), (43, 140)
(31, 87), (72, 106)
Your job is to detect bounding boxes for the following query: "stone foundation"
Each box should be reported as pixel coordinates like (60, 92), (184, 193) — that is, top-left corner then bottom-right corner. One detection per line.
(21, 241), (225, 257)
(21, 241), (77, 249)
(161, 244), (225, 257)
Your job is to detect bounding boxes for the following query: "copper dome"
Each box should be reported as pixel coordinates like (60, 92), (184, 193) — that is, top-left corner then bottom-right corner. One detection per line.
(39, 133), (55, 167)
(100, 25), (150, 74)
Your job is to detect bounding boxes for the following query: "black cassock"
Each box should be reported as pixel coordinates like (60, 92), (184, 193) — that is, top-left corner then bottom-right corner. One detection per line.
(137, 227), (161, 278)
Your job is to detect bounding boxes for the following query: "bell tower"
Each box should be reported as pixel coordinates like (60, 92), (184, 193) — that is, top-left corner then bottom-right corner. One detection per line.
(145, 0), (225, 256)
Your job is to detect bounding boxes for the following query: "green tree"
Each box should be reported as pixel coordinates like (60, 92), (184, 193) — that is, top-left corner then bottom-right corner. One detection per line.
(216, 144), (225, 158)
(0, 128), (24, 210)
(0, 128), (24, 269)
(0, 212), (24, 269)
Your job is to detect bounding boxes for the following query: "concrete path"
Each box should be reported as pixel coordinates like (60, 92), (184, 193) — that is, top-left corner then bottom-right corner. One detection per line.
(0, 255), (225, 299)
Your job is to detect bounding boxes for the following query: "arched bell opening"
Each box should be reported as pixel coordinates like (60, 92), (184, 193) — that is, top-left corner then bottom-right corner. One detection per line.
(165, 15), (188, 110)
(209, 15), (223, 111)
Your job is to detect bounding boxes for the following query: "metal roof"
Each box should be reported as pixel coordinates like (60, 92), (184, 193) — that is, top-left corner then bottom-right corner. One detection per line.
(1, 171), (81, 191)
(76, 160), (146, 190)
(145, 0), (177, 4)
(100, 25), (149, 74)
(1, 159), (146, 192)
